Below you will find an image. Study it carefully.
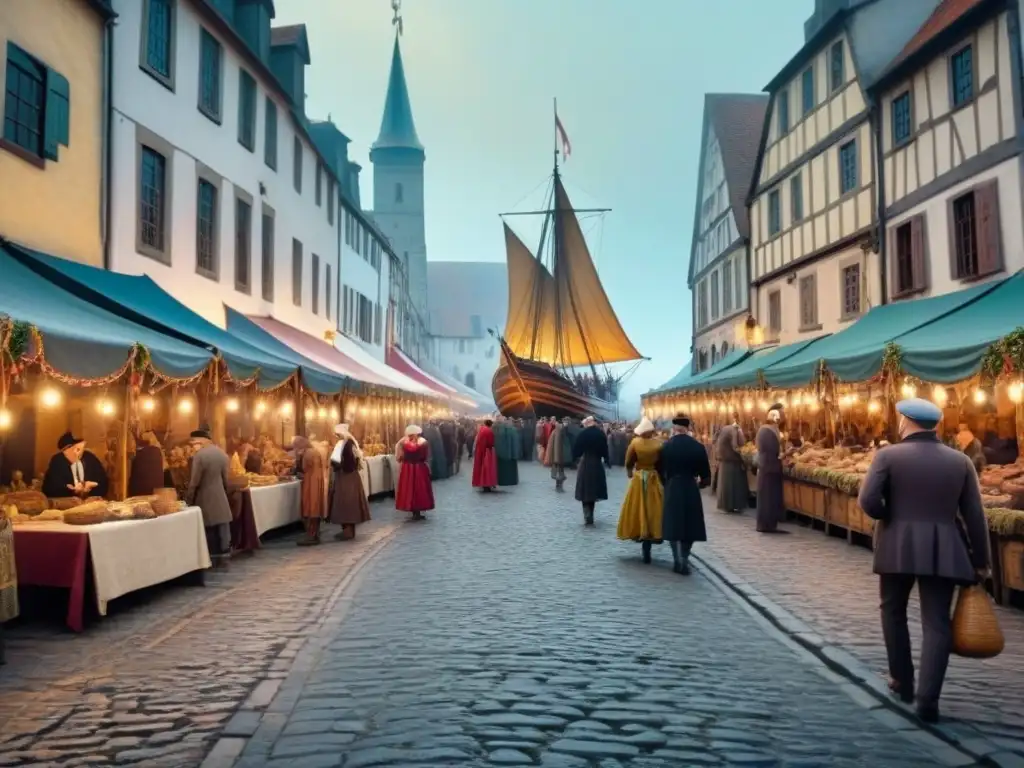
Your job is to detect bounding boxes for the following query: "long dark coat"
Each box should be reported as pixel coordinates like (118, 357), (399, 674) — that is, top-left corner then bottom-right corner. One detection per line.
(573, 425), (609, 503)
(328, 438), (371, 526)
(858, 432), (990, 582)
(658, 433), (711, 542)
(424, 425), (450, 480)
(186, 444), (233, 526)
(42, 450), (109, 500)
(495, 423), (520, 486)
(755, 424), (784, 532)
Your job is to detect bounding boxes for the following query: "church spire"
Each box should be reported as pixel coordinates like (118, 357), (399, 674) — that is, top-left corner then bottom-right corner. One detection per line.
(372, 3), (423, 154)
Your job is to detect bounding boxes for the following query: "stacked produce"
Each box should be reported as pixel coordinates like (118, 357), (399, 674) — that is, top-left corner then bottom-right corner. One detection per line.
(362, 434), (389, 458)
(257, 439), (295, 476)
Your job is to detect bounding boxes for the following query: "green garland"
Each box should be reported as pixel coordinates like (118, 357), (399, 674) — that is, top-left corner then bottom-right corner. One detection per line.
(980, 327), (1024, 380)
(881, 342), (903, 379)
(7, 321), (30, 361)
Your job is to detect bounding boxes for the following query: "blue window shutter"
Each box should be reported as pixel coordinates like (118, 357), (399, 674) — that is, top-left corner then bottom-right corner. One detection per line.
(43, 68), (70, 160)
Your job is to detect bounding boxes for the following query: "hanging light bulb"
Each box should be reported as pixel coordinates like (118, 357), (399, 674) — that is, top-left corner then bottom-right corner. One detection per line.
(97, 398), (115, 416)
(255, 401), (267, 416)
(758, 400), (769, 411)
(141, 396), (156, 413)
(973, 388), (987, 404)
(743, 399), (754, 412)
(932, 385), (948, 405)
(792, 393), (803, 407)
(178, 398), (194, 414)
(304, 407), (314, 420)
(280, 401), (293, 416)
(808, 400), (820, 412)
(225, 398), (240, 413)
(901, 382), (917, 398)
(868, 399), (881, 414)
(40, 387), (62, 408)
(330, 407), (340, 420)
(1008, 381), (1024, 404)
(0, 409), (12, 430)
(318, 407), (327, 419)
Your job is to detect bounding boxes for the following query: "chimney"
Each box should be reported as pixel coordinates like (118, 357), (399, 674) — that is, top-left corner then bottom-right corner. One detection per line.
(347, 163), (362, 209)
(804, 0), (849, 41)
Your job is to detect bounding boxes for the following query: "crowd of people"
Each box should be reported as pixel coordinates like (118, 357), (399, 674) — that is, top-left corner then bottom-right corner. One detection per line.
(172, 399), (995, 726)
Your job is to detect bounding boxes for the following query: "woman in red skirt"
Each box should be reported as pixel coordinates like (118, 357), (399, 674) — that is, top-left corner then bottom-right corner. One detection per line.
(395, 425), (435, 520)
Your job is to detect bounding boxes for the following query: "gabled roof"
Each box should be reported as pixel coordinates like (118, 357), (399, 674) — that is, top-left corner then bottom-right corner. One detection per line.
(372, 36), (423, 154)
(872, 0), (997, 89)
(271, 24), (311, 64)
(686, 93), (768, 285)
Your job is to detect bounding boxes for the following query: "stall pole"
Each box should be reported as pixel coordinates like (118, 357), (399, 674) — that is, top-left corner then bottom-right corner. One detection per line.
(117, 380), (131, 501)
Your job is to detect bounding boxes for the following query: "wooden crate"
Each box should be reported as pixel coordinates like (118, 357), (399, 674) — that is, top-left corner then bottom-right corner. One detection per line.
(783, 479), (798, 514)
(799, 483), (826, 520)
(826, 489), (849, 529)
(1000, 540), (1024, 592)
(846, 496), (875, 535)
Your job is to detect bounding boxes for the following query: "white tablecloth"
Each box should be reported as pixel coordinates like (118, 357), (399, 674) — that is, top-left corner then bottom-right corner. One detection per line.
(362, 455), (397, 497)
(249, 481), (302, 536)
(85, 506), (210, 615)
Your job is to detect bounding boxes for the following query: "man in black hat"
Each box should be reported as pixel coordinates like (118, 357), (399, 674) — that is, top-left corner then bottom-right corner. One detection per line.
(185, 428), (233, 567)
(858, 398), (991, 723)
(41, 431), (109, 500)
(658, 415), (711, 575)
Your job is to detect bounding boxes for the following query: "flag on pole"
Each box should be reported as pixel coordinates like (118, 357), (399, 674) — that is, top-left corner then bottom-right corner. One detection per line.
(555, 114), (572, 161)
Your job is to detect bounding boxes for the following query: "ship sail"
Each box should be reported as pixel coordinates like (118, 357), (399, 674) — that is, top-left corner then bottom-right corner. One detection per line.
(501, 177), (643, 368)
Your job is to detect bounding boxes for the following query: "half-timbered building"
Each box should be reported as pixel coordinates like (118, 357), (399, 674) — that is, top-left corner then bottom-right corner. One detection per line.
(747, 0), (941, 345)
(688, 94), (767, 372)
(870, 0), (1022, 302)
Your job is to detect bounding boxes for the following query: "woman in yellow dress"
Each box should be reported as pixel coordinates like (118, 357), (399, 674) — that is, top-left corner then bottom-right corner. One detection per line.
(616, 417), (665, 564)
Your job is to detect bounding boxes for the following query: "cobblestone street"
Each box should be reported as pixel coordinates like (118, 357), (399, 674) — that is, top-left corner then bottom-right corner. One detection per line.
(206, 462), (977, 768)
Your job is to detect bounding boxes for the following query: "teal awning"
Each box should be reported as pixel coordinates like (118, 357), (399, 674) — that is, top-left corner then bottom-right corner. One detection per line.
(692, 337), (829, 390)
(763, 279), (1000, 388)
(0, 243), (213, 381)
(222, 308), (348, 394)
(651, 356), (695, 393)
(656, 349), (751, 394)
(896, 272), (1024, 382)
(7, 245), (301, 390)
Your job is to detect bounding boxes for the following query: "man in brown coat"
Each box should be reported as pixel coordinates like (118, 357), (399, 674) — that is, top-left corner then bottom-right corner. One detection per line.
(185, 429), (233, 567)
(857, 398), (991, 723)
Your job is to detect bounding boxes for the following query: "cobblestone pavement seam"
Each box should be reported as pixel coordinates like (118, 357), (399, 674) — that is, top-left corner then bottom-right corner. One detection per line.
(200, 518), (403, 768)
(691, 549), (994, 767)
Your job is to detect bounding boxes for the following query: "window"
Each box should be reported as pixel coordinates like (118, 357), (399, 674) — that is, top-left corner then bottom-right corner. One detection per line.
(892, 216), (927, 297)
(710, 270), (720, 320)
(470, 314), (483, 337)
(196, 178), (217, 276)
(951, 182), (1001, 280)
(697, 281), (708, 328)
(264, 97), (277, 169)
(891, 92), (911, 146)
(790, 174), (803, 222)
(3, 46), (48, 162)
(325, 264), (332, 321)
(799, 274), (818, 329)
(234, 197), (251, 292)
(293, 137), (302, 193)
(237, 70), (256, 151)
(839, 140), (857, 194)
(458, 339), (466, 353)
(374, 305), (383, 345)
(261, 211), (274, 301)
(292, 239), (303, 306)
(395, 183), (403, 203)
(315, 161), (322, 206)
(142, 0), (174, 86)
(327, 182), (334, 225)
(311, 253), (320, 314)
(722, 341), (729, 357)
(951, 45), (974, 108)
(710, 345), (718, 366)
(830, 41), (844, 92)
(768, 189), (781, 235)
(801, 66), (814, 115)
(198, 29), (221, 121)
(841, 263), (861, 318)
(139, 146), (167, 255)
(777, 88), (789, 134)
(768, 291), (781, 337)
(722, 260), (733, 315)
(465, 372), (476, 390)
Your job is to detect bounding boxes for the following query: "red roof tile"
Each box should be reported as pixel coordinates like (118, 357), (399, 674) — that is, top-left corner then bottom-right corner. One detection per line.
(892, 0), (985, 68)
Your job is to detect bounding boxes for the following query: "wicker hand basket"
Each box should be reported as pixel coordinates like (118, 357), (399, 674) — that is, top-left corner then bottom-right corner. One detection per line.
(151, 499), (182, 516)
(952, 585), (1005, 658)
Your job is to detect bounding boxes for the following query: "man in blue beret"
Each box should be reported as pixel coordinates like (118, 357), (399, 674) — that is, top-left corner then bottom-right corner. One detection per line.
(858, 397), (991, 723)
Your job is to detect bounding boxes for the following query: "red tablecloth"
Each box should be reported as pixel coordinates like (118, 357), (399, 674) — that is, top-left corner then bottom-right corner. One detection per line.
(230, 489), (261, 554)
(13, 529), (90, 632)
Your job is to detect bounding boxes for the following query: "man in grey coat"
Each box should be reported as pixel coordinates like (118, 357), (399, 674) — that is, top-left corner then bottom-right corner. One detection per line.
(185, 429), (233, 567)
(857, 398), (991, 723)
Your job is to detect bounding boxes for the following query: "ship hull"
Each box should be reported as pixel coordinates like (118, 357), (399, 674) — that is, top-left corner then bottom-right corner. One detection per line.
(492, 353), (617, 421)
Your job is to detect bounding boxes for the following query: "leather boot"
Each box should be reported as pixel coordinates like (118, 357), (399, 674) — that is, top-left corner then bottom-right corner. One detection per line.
(583, 504), (594, 525)
(670, 541), (683, 573)
(641, 541), (652, 564)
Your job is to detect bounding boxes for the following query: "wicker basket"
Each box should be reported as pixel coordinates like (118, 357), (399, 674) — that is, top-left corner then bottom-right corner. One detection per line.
(151, 499), (181, 516)
(154, 487), (178, 502)
(952, 585), (1005, 658)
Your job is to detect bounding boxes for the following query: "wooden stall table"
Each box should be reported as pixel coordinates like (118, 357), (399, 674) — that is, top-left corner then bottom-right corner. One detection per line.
(12, 507), (210, 632)
(248, 480), (301, 537)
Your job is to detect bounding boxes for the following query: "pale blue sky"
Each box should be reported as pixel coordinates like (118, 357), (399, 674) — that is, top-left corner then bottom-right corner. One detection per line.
(276, 0), (814, 406)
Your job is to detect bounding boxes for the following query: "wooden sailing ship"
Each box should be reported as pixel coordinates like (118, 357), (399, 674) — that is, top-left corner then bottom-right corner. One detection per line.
(492, 113), (644, 420)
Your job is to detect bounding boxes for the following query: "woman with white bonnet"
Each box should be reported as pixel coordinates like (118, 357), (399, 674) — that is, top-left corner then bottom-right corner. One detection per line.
(616, 417), (665, 563)
(395, 424), (435, 521)
(327, 423), (371, 541)
(755, 404), (786, 534)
